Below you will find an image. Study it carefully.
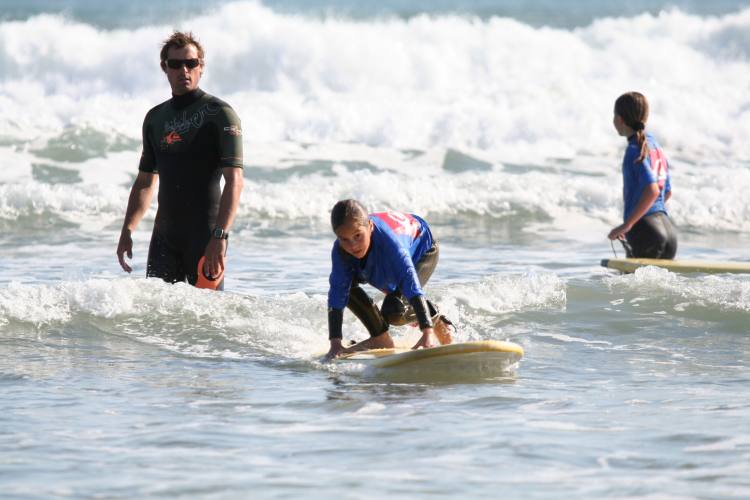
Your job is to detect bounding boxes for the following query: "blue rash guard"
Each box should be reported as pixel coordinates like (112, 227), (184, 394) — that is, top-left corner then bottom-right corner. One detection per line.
(328, 211), (434, 311)
(622, 132), (672, 222)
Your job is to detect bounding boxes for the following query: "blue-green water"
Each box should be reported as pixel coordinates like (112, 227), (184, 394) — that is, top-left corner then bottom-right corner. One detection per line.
(2, 0), (748, 27)
(1, 1), (750, 498)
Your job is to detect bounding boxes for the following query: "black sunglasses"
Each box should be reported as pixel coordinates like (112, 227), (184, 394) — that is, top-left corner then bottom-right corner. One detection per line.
(165, 58), (201, 70)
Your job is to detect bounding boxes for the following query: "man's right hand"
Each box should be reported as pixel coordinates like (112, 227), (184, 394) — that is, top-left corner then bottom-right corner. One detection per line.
(116, 171), (157, 274)
(117, 229), (134, 273)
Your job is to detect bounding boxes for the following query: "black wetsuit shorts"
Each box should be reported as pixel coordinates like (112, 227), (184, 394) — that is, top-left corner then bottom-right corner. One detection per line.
(624, 211), (678, 259)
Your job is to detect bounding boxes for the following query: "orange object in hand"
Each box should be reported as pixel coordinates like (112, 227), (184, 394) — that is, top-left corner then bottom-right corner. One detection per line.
(195, 256), (224, 290)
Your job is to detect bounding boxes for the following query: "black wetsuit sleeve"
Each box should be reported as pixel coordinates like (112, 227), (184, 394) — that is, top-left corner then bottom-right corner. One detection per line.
(138, 112), (157, 173)
(218, 106), (243, 168)
(328, 308), (344, 340)
(409, 296), (433, 330)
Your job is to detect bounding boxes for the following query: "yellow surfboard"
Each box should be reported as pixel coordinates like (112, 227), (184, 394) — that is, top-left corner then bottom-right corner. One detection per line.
(336, 340), (523, 381)
(601, 258), (750, 274)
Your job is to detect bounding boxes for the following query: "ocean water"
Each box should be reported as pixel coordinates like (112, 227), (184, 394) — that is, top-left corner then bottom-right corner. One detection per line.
(2, 1), (750, 498)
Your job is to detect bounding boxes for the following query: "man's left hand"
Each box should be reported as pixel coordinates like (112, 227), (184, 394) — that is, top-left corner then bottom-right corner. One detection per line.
(203, 238), (227, 278)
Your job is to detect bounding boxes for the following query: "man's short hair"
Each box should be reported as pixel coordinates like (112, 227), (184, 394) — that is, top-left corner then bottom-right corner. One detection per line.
(160, 31), (205, 63)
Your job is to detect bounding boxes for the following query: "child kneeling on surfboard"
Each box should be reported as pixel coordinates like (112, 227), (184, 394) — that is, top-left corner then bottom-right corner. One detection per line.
(608, 91), (678, 259)
(326, 199), (454, 359)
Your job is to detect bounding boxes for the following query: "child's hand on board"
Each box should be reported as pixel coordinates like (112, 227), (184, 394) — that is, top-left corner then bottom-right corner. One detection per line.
(412, 329), (437, 350)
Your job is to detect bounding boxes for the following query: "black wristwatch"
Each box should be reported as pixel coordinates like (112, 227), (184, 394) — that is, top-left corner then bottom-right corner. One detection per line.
(212, 226), (229, 240)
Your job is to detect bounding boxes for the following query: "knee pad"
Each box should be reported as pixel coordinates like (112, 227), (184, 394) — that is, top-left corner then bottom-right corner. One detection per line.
(381, 294), (410, 325)
(381, 295), (440, 327)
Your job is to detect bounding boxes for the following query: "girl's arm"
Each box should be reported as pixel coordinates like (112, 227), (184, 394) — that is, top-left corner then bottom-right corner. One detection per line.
(409, 295), (437, 350)
(608, 183), (660, 240)
(325, 245), (354, 359)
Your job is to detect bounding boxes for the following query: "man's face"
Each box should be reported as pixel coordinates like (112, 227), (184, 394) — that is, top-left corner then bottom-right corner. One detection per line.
(163, 44), (203, 95)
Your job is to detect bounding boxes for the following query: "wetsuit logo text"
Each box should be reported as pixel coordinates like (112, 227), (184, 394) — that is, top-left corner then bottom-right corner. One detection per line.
(160, 102), (222, 150)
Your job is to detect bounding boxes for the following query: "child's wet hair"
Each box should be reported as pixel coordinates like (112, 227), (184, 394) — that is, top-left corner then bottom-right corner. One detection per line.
(331, 199), (369, 232)
(615, 91), (650, 163)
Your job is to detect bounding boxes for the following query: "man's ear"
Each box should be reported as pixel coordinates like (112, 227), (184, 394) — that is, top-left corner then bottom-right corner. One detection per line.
(160, 61), (167, 73)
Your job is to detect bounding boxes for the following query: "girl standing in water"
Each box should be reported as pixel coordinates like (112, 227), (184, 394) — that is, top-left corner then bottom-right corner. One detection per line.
(609, 92), (678, 259)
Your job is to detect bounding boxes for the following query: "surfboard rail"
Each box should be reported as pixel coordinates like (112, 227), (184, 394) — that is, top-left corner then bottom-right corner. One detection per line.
(337, 340), (523, 368)
(601, 258), (750, 274)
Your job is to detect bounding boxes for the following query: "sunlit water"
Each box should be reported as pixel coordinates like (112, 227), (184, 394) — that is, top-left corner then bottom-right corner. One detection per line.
(1, 1), (750, 498)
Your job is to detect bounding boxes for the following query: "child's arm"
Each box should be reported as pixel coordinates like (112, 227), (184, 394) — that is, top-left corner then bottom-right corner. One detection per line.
(409, 295), (438, 350)
(325, 244), (353, 359)
(608, 183), (660, 240)
(325, 307), (345, 359)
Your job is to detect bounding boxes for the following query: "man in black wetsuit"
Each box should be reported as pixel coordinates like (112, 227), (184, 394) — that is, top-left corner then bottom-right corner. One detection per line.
(116, 31), (243, 289)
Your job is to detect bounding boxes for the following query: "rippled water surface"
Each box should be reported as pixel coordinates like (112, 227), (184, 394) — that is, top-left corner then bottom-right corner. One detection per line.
(2, 1), (750, 498)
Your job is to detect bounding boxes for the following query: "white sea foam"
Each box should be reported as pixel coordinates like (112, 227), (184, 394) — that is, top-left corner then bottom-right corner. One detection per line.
(442, 271), (567, 315)
(1, 3), (749, 235)
(0, 277), (333, 359)
(428, 271), (567, 342)
(534, 332), (612, 345)
(1, 3), (749, 160)
(0, 271), (563, 357)
(685, 435), (750, 452)
(605, 266), (750, 313)
(0, 178), (127, 224)
(2, 145), (749, 237)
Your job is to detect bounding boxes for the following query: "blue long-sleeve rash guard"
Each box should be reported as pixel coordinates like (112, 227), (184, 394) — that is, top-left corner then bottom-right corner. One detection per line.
(327, 212), (434, 311)
(622, 132), (672, 222)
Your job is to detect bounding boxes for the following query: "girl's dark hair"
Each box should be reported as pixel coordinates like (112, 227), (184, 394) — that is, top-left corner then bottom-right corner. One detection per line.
(615, 91), (650, 163)
(331, 199), (369, 232)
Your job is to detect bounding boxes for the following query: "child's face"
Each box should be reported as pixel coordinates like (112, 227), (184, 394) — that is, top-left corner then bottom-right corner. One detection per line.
(335, 219), (373, 259)
(613, 112), (630, 137)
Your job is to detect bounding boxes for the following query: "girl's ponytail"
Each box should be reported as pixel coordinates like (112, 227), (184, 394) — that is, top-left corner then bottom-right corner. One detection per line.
(615, 92), (650, 163)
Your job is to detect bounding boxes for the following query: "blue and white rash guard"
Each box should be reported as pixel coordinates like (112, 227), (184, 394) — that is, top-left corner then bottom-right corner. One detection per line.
(622, 132), (672, 222)
(327, 211), (434, 311)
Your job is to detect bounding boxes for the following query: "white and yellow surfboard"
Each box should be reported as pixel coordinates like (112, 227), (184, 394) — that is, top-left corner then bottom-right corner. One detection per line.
(335, 340), (523, 381)
(601, 258), (750, 274)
